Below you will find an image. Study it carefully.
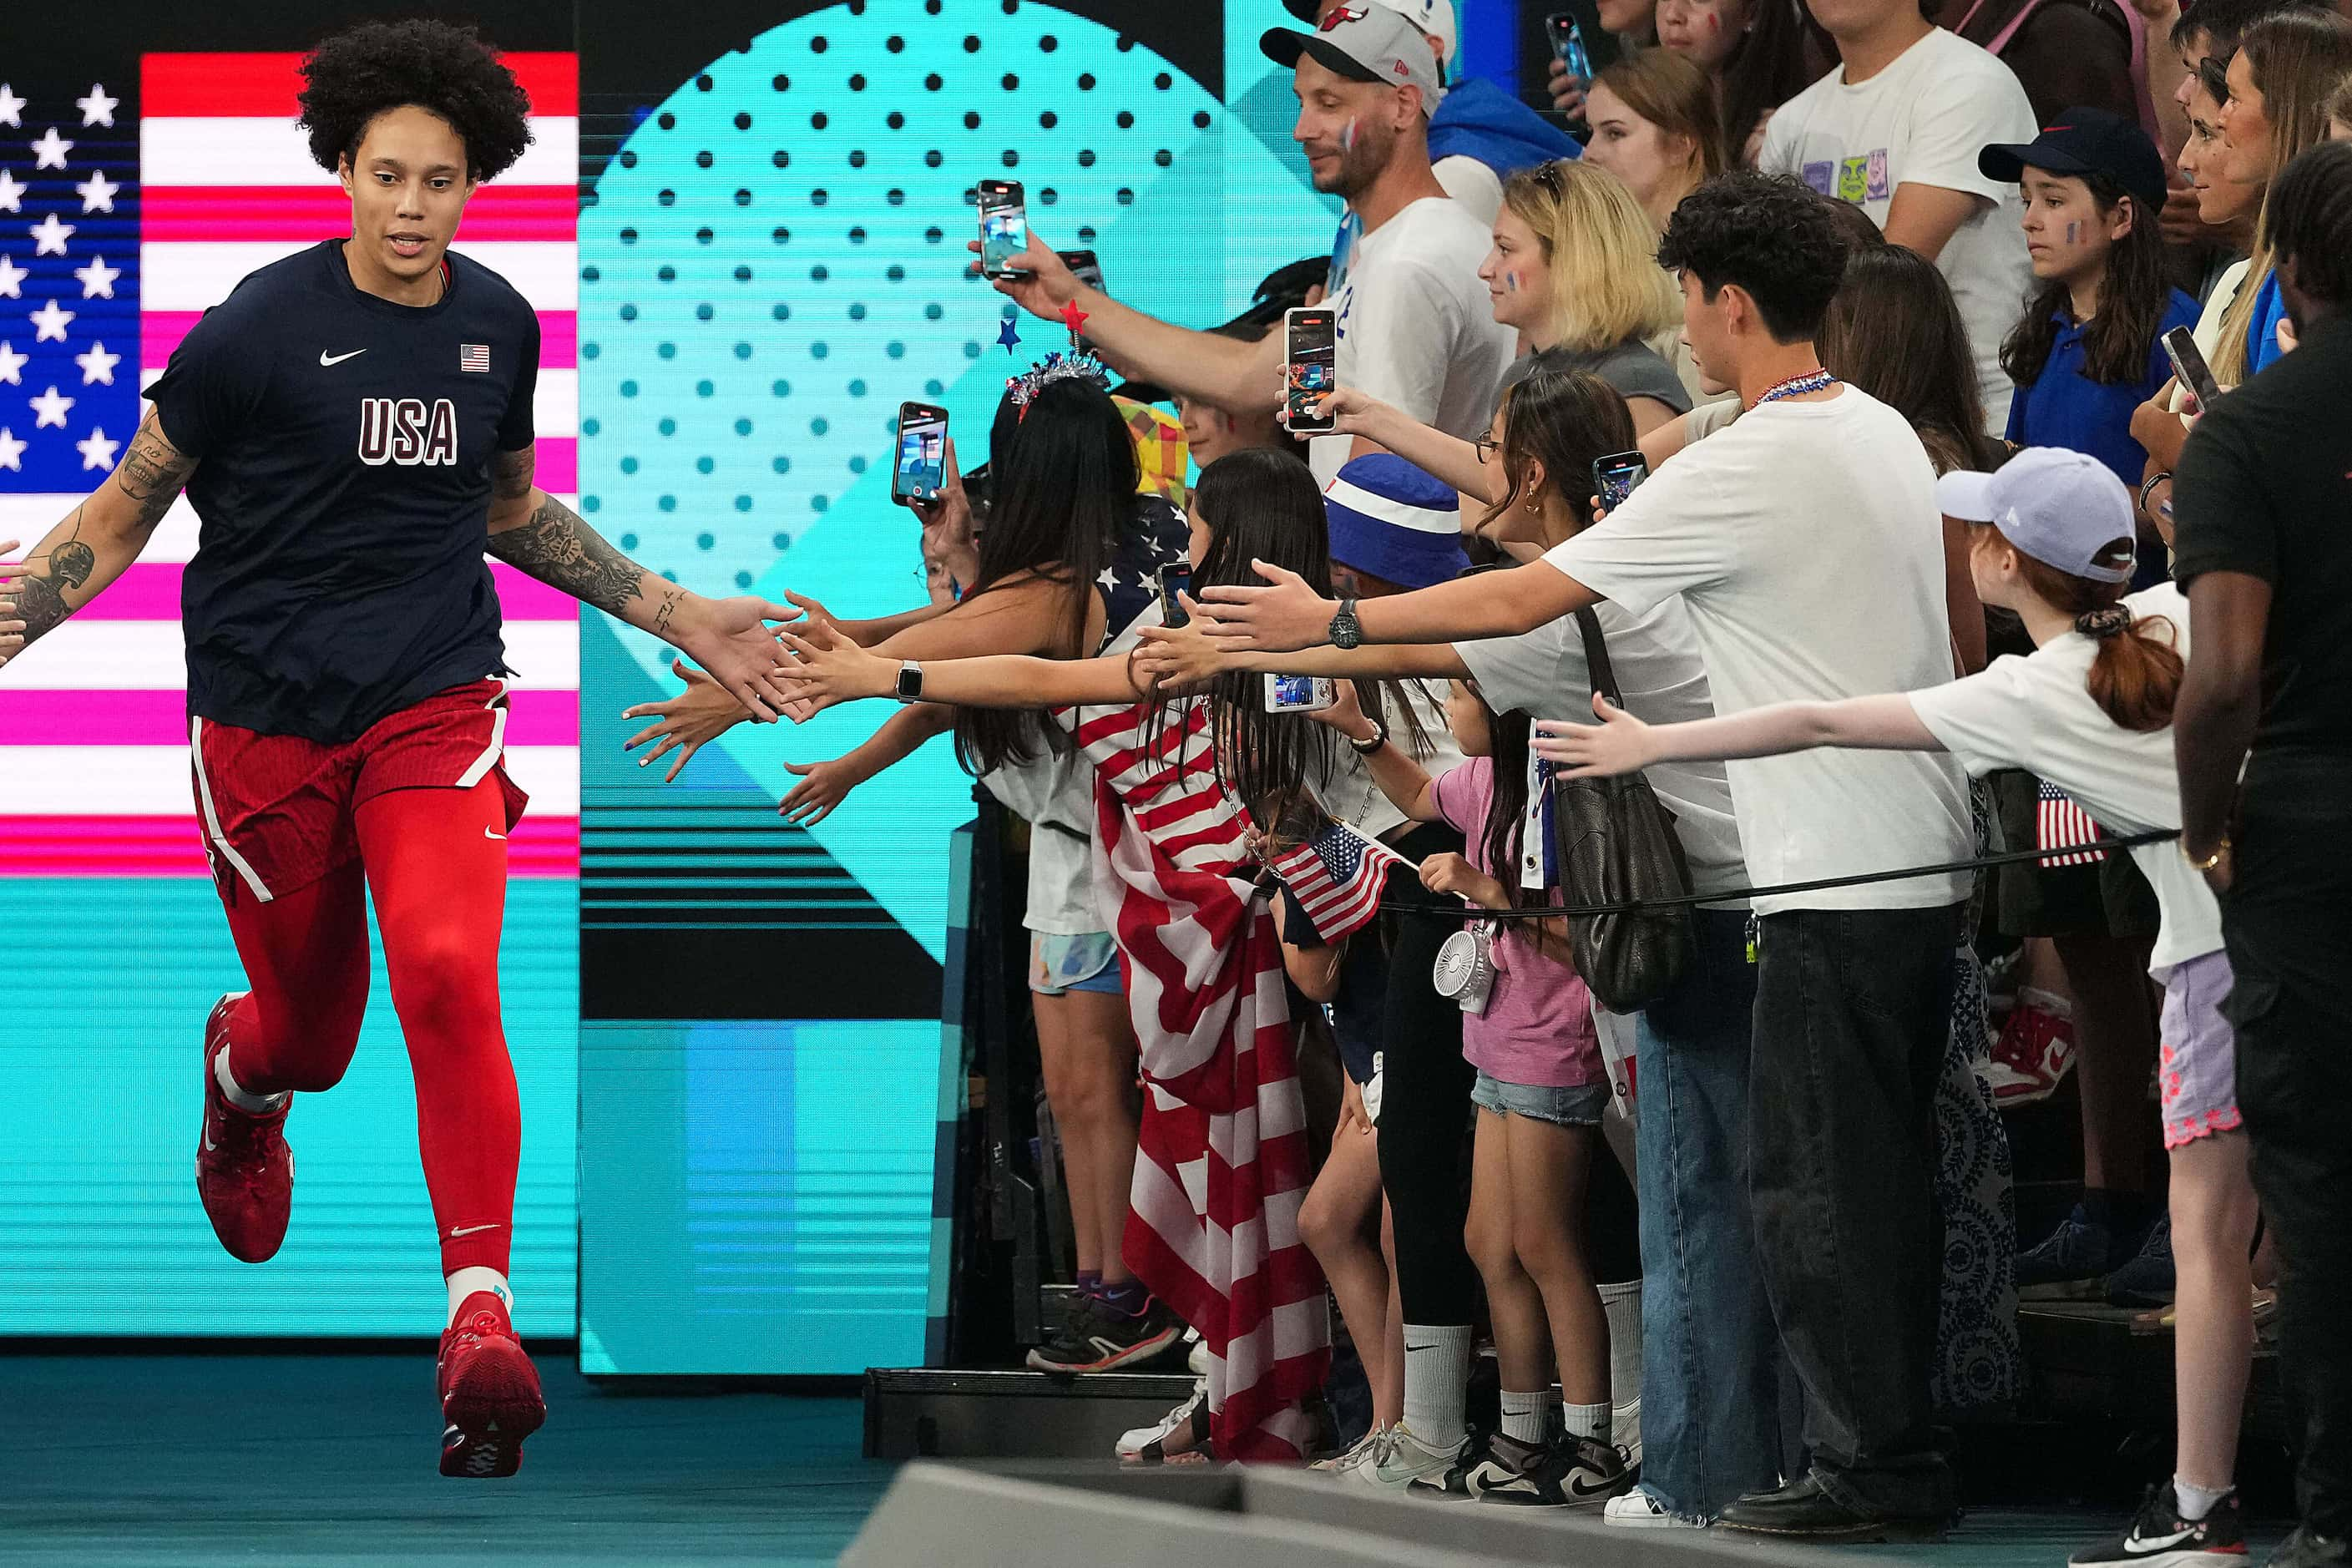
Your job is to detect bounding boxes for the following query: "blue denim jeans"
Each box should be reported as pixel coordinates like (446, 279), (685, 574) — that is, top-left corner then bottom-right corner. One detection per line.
(1632, 906), (1783, 1519)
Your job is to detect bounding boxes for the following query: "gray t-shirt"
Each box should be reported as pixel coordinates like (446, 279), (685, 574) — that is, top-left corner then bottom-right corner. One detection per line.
(1496, 341), (1693, 416)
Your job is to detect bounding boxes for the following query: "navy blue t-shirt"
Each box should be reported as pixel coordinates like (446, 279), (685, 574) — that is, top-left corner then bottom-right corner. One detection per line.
(147, 240), (540, 743)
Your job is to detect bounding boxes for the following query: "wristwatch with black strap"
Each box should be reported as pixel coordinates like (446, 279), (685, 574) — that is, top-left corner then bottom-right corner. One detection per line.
(1328, 595), (1363, 650)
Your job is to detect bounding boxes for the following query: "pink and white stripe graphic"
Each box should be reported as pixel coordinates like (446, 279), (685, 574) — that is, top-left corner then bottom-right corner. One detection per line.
(0, 51), (579, 878)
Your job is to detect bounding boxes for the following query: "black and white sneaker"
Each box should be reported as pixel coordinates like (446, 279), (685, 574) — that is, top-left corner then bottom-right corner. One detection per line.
(2070, 1484), (2245, 1567)
(1026, 1295), (1183, 1375)
(1408, 1433), (1540, 1500)
(1479, 1435), (1631, 1509)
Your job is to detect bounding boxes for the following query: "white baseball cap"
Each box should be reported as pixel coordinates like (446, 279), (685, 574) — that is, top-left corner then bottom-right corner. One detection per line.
(1936, 448), (2137, 584)
(1262, 5), (1448, 109)
(1283, 0), (1459, 59)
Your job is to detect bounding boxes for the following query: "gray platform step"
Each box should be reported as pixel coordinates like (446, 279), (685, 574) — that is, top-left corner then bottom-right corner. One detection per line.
(863, 1367), (1200, 1460)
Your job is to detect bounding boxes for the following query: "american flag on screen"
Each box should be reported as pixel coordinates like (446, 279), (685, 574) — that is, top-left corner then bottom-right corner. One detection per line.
(2036, 779), (2107, 868)
(1071, 696), (1328, 1462)
(0, 56), (579, 878)
(1262, 818), (1409, 946)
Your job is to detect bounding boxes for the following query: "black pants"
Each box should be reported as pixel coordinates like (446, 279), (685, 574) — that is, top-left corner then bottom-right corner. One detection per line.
(1374, 825), (1478, 1327)
(1750, 903), (1963, 1513)
(2226, 774), (2352, 1538)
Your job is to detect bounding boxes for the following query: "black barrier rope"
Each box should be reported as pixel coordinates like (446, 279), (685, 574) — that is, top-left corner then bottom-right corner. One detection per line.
(1365, 827), (2184, 922)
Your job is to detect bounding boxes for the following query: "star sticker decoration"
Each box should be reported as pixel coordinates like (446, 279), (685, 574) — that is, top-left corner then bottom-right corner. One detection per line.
(76, 171), (118, 214)
(0, 341), (24, 383)
(30, 127), (72, 170)
(0, 169), (23, 215)
(77, 85), (118, 129)
(76, 425), (119, 470)
(28, 298), (74, 341)
(28, 384), (73, 428)
(1058, 299), (1090, 338)
(0, 83), (23, 129)
(996, 316), (1021, 353)
(29, 213), (74, 256)
(75, 341), (119, 386)
(0, 426), (24, 472)
(0, 253), (24, 298)
(74, 255), (118, 299)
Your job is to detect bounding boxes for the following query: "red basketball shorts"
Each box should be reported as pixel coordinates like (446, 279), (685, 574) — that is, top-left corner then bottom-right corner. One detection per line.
(189, 678), (529, 903)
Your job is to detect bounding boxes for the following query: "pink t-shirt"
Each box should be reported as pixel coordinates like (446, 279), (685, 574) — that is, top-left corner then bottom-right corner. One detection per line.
(1429, 758), (1602, 1089)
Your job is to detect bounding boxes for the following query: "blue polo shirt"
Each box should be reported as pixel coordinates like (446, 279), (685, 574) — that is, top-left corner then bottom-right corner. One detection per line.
(2006, 289), (2200, 585)
(2246, 271), (2289, 374)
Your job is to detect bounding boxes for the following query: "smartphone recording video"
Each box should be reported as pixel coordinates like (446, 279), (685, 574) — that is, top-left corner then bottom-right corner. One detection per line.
(1546, 13), (1594, 79)
(894, 402), (949, 505)
(1157, 562), (1192, 628)
(1263, 674), (1338, 714)
(1282, 307), (1338, 435)
(978, 180), (1029, 280)
(1591, 450), (1648, 513)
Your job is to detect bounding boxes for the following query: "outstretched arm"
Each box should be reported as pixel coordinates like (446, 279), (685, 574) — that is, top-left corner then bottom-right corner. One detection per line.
(1201, 559), (1596, 653)
(776, 623), (1159, 713)
(1531, 690), (1942, 776)
(0, 412), (195, 667)
(485, 445), (802, 719)
(1134, 610), (1471, 688)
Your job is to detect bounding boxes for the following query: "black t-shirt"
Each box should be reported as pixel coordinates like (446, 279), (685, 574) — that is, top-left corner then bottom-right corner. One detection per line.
(2172, 314), (2352, 780)
(148, 241), (540, 743)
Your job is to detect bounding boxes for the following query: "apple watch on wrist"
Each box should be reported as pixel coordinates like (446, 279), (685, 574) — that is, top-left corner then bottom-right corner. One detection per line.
(1329, 595), (1363, 650)
(893, 660), (924, 703)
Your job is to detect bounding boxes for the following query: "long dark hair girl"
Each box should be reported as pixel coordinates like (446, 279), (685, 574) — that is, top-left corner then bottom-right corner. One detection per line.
(1818, 245), (2002, 475)
(1721, 0), (1822, 165)
(1998, 175), (2172, 388)
(953, 377), (1136, 776)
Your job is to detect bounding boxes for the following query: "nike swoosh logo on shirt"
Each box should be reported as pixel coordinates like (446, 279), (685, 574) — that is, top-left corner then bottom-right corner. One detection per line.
(447, 1223), (503, 1237)
(318, 348), (367, 367)
(484, 827), (507, 841)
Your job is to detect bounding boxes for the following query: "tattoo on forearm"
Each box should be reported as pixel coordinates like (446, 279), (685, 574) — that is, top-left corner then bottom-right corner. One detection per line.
(651, 588), (685, 637)
(491, 445), (536, 502)
(485, 492), (650, 619)
(114, 411), (196, 530)
(5, 504), (93, 650)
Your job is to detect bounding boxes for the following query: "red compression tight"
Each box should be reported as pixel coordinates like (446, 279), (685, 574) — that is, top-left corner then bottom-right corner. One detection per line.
(215, 780), (521, 1277)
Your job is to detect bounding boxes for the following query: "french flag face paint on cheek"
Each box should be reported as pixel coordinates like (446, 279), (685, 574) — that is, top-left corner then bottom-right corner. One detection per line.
(2065, 220), (2081, 245)
(1504, 270), (1521, 293)
(1340, 118), (1358, 154)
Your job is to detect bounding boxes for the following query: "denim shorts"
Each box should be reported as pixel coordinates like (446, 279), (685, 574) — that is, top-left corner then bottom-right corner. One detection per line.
(1469, 1070), (1610, 1128)
(1029, 931), (1122, 996)
(2153, 948), (2241, 1148)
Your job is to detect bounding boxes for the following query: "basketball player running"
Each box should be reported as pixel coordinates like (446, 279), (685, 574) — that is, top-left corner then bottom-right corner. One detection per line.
(0, 21), (801, 1476)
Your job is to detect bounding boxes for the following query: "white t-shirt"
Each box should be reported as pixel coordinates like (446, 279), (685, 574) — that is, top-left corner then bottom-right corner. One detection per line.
(1318, 196), (1518, 485)
(1454, 597), (1748, 898)
(1316, 678), (1467, 842)
(1542, 387), (1973, 914)
(1908, 584), (2220, 970)
(1760, 28), (2036, 427)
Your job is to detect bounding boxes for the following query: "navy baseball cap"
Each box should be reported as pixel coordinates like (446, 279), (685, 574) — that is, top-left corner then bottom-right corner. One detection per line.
(1980, 107), (2170, 219)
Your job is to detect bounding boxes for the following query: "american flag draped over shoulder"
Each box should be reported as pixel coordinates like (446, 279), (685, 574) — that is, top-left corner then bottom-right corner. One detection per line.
(2036, 779), (2107, 868)
(1262, 817), (1411, 946)
(1070, 694), (1328, 1462)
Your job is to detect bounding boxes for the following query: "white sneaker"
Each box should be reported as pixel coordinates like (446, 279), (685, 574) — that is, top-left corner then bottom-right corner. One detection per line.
(1604, 1489), (1709, 1528)
(1116, 1378), (1208, 1462)
(1614, 1394), (1641, 1470)
(1185, 1328), (1209, 1378)
(1310, 1424), (1388, 1475)
(1354, 1421), (1459, 1490)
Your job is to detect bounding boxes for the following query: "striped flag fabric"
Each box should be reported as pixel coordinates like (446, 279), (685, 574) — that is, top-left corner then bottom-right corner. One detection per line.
(1262, 817), (1409, 947)
(0, 53), (579, 878)
(2036, 778), (2107, 868)
(1070, 695), (1328, 1462)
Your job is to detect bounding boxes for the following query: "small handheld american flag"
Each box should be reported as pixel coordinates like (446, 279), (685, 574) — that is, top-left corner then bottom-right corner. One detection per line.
(2036, 780), (2107, 867)
(1263, 818), (1411, 944)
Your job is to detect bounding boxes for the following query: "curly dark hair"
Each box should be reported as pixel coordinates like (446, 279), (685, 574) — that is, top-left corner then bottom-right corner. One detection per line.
(1656, 170), (1849, 342)
(296, 20), (534, 181)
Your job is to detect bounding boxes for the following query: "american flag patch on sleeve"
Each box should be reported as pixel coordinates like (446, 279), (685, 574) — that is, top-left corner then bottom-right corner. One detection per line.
(459, 343), (490, 372)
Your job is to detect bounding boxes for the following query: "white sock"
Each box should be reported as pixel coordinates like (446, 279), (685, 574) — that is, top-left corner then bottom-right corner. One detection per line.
(2174, 1476), (2231, 1521)
(1401, 1323), (1473, 1447)
(1500, 1388), (1549, 1446)
(1564, 1399), (1611, 1447)
(446, 1267), (513, 1325)
(1599, 1279), (1643, 1409)
(215, 1046), (288, 1115)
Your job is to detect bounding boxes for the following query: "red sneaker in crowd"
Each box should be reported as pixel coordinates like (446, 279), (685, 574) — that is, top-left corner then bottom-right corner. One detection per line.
(438, 1291), (546, 1478)
(195, 992), (295, 1263)
(1987, 985), (2076, 1105)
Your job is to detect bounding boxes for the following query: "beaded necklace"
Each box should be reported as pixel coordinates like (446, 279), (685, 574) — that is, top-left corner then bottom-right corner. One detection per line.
(1751, 367), (1838, 407)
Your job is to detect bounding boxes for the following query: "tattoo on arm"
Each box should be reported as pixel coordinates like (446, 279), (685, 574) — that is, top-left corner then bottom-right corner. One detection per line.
(114, 412), (197, 531)
(6, 506), (91, 649)
(651, 589), (685, 637)
(491, 445), (536, 503)
(484, 491), (650, 618)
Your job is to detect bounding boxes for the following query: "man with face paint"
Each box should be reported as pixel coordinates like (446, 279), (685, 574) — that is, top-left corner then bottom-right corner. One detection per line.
(979, 6), (1515, 489)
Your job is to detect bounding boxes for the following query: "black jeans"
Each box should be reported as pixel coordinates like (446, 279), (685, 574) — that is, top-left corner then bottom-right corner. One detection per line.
(1750, 903), (1964, 1515)
(2226, 771), (2352, 1538)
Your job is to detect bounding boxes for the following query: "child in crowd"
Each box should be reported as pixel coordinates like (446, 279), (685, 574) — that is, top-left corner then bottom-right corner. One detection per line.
(1534, 449), (2256, 1565)
(1308, 671), (1628, 1507)
(1981, 109), (2198, 581)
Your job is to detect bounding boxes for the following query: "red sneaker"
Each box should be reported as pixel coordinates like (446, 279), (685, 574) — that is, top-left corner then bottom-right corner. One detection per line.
(438, 1291), (546, 1478)
(195, 993), (294, 1263)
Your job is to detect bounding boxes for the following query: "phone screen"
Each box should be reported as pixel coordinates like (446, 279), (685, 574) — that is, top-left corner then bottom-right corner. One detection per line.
(1593, 451), (1649, 512)
(979, 183), (1028, 278)
(1284, 309), (1338, 434)
(1266, 674), (1336, 712)
(1547, 13), (1593, 78)
(2162, 326), (2223, 410)
(1059, 250), (1105, 293)
(1158, 563), (1191, 628)
(894, 404), (948, 503)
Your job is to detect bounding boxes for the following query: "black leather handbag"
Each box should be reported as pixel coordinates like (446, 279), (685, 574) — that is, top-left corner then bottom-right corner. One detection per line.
(1549, 609), (1695, 1013)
